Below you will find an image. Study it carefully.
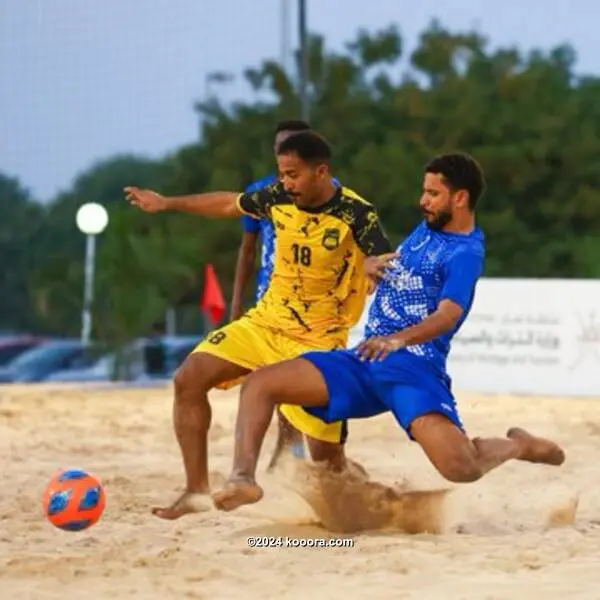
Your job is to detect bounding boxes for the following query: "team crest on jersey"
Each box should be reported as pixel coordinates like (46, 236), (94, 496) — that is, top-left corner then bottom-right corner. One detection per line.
(321, 228), (341, 250)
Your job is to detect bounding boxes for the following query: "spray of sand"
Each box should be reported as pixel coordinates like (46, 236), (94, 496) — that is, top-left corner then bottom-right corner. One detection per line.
(269, 455), (451, 534)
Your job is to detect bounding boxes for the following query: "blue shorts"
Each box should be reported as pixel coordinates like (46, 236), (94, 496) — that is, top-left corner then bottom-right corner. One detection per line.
(301, 348), (464, 439)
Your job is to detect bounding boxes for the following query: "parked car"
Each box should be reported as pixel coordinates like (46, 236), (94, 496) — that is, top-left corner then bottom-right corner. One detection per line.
(0, 339), (100, 383)
(0, 335), (48, 366)
(45, 335), (200, 383)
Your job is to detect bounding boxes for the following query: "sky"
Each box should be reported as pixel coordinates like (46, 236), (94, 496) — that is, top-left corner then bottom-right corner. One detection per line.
(2, 0), (599, 203)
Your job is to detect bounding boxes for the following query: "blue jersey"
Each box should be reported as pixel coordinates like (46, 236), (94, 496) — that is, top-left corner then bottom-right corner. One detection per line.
(241, 175), (341, 302)
(241, 175), (278, 301)
(364, 220), (485, 374)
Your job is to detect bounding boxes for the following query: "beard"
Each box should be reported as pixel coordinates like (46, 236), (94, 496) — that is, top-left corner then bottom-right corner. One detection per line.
(424, 209), (452, 230)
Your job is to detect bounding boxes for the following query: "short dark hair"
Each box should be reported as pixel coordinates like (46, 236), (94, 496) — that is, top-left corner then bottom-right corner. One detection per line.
(276, 130), (332, 165)
(275, 119), (311, 135)
(425, 152), (486, 210)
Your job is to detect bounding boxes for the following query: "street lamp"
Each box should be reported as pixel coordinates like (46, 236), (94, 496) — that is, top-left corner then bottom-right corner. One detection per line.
(75, 202), (109, 347)
(298, 0), (309, 121)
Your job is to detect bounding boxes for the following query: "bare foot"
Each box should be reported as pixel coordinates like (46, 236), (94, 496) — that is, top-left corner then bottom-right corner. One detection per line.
(212, 478), (264, 512)
(151, 491), (211, 520)
(507, 427), (566, 466)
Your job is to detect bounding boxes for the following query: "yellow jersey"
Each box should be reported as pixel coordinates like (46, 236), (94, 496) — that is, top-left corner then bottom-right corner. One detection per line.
(236, 182), (391, 343)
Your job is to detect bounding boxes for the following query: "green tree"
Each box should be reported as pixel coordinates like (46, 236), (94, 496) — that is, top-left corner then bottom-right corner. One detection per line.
(31, 155), (173, 335)
(14, 20), (600, 344)
(0, 173), (44, 331)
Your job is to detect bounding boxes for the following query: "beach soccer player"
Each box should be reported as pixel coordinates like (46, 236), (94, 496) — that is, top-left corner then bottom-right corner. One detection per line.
(209, 152), (566, 512)
(124, 130), (392, 519)
(230, 120), (338, 469)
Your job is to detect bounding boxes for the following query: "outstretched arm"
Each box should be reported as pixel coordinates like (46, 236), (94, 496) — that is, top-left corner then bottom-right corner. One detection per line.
(124, 187), (242, 218)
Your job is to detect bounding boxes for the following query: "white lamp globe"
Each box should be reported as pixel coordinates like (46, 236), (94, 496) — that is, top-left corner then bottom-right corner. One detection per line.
(76, 202), (109, 235)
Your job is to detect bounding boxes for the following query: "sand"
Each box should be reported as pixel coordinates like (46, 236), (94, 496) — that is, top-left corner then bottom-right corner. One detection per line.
(1, 382), (599, 600)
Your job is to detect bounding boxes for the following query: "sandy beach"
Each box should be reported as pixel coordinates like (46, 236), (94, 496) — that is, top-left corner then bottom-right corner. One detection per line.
(1, 382), (599, 599)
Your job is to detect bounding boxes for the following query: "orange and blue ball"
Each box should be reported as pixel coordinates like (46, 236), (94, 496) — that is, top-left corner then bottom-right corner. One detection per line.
(42, 468), (106, 531)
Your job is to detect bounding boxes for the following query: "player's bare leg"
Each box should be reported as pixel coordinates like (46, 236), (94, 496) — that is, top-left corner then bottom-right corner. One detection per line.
(151, 352), (250, 520)
(269, 422), (366, 476)
(213, 358), (329, 511)
(266, 410), (352, 474)
(266, 409), (305, 472)
(305, 426), (370, 477)
(306, 436), (347, 471)
(409, 414), (566, 484)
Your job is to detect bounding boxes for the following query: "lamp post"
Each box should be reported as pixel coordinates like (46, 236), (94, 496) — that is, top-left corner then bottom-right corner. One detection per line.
(298, 0), (309, 121)
(75, 202), (109, 347)
(280, 0), (291, 73)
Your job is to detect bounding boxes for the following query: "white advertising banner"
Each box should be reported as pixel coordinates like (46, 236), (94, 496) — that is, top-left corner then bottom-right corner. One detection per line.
(448, 278), (600, 396)
(349, 278), (600, 397)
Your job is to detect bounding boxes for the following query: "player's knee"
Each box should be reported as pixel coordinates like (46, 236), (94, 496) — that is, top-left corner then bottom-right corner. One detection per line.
(437, 455), (482, 483)
(173, 354), (212, 399)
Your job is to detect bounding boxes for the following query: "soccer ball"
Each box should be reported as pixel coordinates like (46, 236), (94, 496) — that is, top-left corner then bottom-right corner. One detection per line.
(42, 468), (106, 531)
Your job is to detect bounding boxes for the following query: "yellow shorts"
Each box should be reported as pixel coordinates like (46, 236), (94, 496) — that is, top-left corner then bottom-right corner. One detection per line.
(192, 315), (347, 444)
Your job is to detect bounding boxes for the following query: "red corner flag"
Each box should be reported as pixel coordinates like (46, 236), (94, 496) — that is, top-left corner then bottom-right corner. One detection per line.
(200, 263), (226, 326)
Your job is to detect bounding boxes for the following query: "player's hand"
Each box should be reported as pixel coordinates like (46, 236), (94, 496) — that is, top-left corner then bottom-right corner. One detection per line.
(124, 186), (168, 213)
(364, 253), (398, 293)
(356, 335), (404, 362)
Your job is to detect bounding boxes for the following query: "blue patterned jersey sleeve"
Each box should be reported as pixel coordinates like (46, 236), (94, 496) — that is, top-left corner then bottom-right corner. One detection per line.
(440, 250), (484, 311)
